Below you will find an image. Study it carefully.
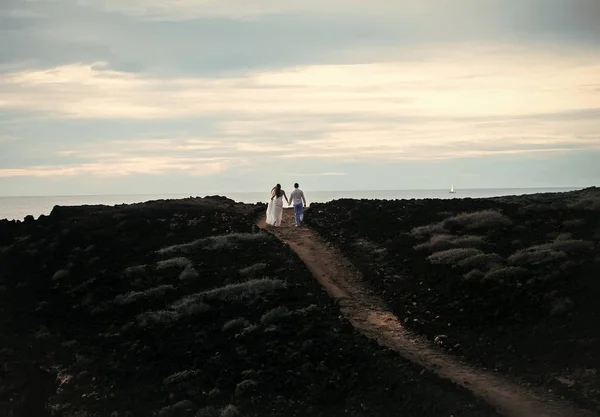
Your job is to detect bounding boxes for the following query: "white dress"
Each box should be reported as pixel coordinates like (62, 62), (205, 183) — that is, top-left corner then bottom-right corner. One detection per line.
(266, 194), (284, 227)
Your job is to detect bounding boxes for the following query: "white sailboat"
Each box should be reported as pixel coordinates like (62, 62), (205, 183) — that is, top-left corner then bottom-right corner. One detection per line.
(449, 184), (456, 194)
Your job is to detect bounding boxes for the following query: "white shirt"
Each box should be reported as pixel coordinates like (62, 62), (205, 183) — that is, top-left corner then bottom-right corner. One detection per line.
(290, 188), (306, 206)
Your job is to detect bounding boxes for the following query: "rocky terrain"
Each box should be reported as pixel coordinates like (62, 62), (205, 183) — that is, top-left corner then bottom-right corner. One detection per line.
(307, 187), (600, 414)
(0, 197), (500, 417)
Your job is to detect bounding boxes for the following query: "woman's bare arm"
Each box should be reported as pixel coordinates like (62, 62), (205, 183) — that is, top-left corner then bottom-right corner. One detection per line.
(283, 191), (289, 205)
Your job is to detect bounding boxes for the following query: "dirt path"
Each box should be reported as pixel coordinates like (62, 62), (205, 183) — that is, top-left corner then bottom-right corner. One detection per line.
(258, 210), (593, 417)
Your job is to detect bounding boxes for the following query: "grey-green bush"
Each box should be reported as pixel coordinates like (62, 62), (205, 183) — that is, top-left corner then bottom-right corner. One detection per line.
(427, 248), (483, 265)
(114, 285), (175, 306)
(483, 267), (528, 282)
(456, 253), (503, 270)
(443, 210), (512, 230)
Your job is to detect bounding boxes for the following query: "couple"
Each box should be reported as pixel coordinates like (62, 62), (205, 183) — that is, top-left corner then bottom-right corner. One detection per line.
(266, 183), (307, 227)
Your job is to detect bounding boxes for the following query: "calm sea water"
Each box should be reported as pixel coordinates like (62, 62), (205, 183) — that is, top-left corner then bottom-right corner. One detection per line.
(0, 188), (582, 221)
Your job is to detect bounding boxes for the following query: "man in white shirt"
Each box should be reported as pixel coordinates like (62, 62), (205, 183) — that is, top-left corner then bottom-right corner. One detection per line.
(288, 183), (307, 226)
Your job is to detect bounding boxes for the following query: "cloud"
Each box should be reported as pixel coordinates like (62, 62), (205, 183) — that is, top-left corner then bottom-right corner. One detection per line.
(0, 153), (231, 178)
(61, 0), (428, 20)
(59, 0), (600, 33)
(2, 44), (599, 120)
(1, 42), (599, 172)
(284, 172), (346, 177)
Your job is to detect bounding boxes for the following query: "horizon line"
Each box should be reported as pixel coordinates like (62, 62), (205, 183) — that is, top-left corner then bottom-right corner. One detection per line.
(0, 186), (589, 199)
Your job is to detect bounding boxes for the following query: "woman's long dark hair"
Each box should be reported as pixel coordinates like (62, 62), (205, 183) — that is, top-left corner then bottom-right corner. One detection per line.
(272, 184), (282, 198)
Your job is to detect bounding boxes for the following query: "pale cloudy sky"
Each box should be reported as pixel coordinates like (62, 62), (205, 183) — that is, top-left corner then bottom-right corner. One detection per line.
(1, 0), (599, 195)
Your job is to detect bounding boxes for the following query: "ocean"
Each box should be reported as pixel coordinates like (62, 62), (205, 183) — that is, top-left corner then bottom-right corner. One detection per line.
(0, 188), (583, 221)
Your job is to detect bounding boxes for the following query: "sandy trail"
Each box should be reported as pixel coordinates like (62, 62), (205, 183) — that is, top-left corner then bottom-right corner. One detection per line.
(258, 210), (592, 417)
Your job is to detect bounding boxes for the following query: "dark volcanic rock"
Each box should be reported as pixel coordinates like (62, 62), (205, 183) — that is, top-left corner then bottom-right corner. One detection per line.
(306, 187), (600, 413)
(1, 197), (498, 417)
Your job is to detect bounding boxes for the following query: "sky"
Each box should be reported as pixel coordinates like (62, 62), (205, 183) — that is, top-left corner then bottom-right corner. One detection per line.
(1, 0), (599, 196)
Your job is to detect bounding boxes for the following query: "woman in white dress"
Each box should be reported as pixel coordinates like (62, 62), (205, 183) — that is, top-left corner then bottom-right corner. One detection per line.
(266, 184), (289, 227)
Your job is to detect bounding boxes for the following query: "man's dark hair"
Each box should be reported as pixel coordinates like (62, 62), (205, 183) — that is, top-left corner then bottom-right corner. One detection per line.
(294, 183), (299, 188)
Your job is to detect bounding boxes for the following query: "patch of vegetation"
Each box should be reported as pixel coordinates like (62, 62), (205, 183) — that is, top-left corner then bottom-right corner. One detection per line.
(222, 318), (250, 333)
(52, 269), (69, 281)
(569, 196), (600, 211)
(555, 233), (573, 241)
(221, 405), (240, 417)
(157, 400), (194, 417)
(157, 233), (269, 255)
(455, 253), (503, 270)
(201, 279), (287, 302)
(136, 310), (180, 327)
(451, 235), (487, 248)
(239, 263), (267, 277)
(156, 257), (191, 270)
(463, 269), (485, 281)
(167, 280), (284, 312)
(415, 234), (487, 252)
(509, 239), (593, 266)
(260, 306), (290, 325)
(414, 234), (455, 251)
(170, 295), (210, 314)
(427, 248), (483, 265)
(410, 222), (446, 240)
(163, 370), (200, 385)
(123, 264), (147, 276)
(196, 406), (221, 417)
(509, 248), (565, 266)
(443, 210), (512, 231)
(483, 266), (528, 282)
(114, 285), (175, 306)
(549, 239), (594, 254)
(179, 266), (199, 281)
(235, 380), (258, 399)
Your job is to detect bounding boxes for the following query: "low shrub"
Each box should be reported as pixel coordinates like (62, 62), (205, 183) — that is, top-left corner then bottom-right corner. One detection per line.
(169, 279), (286, 313)
(239, 263), (267, 277)
(456, 253), (503, 270)
(410, 222), (446, 240)
(157, 400), (194, 417)
(196, 406), (221, 417)
(260, 306), (290, 325)
(157, 233), (269, 254)
(163, 370), (200, 385)
(509, 239), (593, 266)
(550, 239), (594, 254)
(156, 257), (191, 270)
(221, 405), (240, 417)
(179, 266), (199, 281)
(483, 266), (528, 282)
(222, 318), (249, 332)
(123, 264), (147, 276)
(508, 249), (567, 266)
(202, 278), (287, 302)
(569, 197), (600, 211)
(52, 269), (69, 281)
(427, 248), (483, 265)
(416, 234), (487, 252)
(443, 210), (512, 231)
(414, 234), (455, 252)
(137, 310), (179, 326)
(114, 285), (175, 306)
(235, 380), (258, 398)
(555, 233), (573, 242)
(451, 235), (487, 248)
(463, 269), (485, 281)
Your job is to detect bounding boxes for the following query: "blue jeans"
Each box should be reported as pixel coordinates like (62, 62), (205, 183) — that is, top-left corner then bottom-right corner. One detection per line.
(293, 203), (304, 225)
